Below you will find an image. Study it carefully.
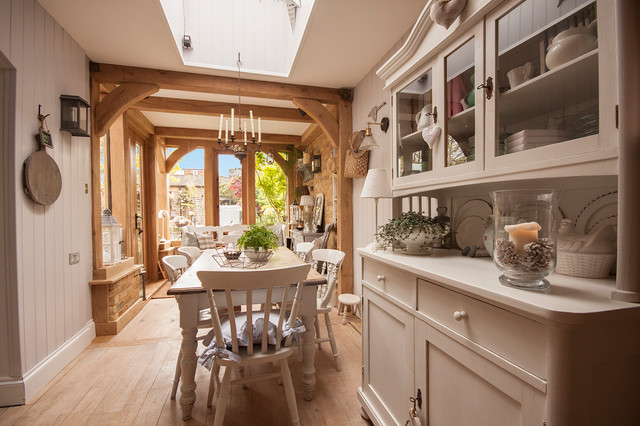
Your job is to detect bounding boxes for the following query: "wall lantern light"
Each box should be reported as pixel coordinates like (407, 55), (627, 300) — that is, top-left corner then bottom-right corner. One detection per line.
(311, 155), (321, 174)
(60, 95), (90, 137)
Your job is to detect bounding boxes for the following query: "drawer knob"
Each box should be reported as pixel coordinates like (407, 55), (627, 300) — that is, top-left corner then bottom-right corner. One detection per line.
(376, 274), (385, 282)
(453, 310), (467, 321)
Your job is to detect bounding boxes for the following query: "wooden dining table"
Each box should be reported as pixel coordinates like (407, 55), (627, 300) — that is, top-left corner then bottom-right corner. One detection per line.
(167, 247), (326, 421)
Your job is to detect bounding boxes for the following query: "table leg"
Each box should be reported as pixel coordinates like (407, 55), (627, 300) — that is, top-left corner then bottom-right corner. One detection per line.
(176, 294), (199, 421)
(300, 284), (317, 401)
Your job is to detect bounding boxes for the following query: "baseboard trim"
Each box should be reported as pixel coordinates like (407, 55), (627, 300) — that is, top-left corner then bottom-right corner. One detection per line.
(0, 321), (96, 406)
(357, 387), (384, 426)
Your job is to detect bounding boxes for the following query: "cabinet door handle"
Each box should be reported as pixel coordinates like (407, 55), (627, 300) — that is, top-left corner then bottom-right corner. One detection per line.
(376, 274), (385, 282)
(477, 76), (493, 100)
(453, 310), (467, 321)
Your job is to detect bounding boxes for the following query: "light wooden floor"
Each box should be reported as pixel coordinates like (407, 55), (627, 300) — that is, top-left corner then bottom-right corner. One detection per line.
(0, 298), (369, 425)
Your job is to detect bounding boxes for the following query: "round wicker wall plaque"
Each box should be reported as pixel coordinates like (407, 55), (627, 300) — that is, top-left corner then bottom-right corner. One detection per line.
(23, 150), (62, 206)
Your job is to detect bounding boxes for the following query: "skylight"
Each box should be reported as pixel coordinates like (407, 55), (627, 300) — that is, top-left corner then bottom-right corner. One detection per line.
(159, 0), (315, 77)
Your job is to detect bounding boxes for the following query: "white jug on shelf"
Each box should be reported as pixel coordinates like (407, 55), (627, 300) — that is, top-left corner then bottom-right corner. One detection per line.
(415, 104), (432, 131)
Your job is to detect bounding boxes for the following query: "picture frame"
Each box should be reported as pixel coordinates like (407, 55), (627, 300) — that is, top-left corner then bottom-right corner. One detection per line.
(37, 129), (53, 149)
(313, 193), (324, 231)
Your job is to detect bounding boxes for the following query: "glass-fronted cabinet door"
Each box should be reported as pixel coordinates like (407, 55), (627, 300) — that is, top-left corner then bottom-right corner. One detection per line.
(395, 67), (434, 180)
(442, 25), (485, 176)
(485, 0), (616, 170)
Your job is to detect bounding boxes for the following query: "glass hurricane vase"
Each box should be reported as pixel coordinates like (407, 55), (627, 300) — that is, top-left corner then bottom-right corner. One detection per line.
(491, 189), (561, 291)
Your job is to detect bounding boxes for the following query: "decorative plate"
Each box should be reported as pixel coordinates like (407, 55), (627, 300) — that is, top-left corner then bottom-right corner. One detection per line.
(575, 191), (618, 234)
(455, 215), (485, 249)
(454, 198), (492, 228)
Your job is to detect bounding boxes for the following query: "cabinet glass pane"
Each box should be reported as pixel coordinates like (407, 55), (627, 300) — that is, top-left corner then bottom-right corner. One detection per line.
(495, 0), (597, 156)
(396, 69), (433, 178)
(445, 38), (476, 167)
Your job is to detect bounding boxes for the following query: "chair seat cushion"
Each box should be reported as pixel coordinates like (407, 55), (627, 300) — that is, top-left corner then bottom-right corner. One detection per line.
(198, 311), (305, 370)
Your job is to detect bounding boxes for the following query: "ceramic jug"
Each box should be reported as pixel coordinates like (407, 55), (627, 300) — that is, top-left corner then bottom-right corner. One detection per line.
(415, 104), (432, 131)
(545, 20), (597, 70)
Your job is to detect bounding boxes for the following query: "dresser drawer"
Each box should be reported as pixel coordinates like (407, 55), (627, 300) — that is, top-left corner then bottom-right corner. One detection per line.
(417, 279), (547, 379)
(363, 259), (416, 308)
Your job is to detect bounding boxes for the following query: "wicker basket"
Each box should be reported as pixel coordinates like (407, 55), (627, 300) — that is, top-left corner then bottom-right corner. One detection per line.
(556, 251), (616, 278)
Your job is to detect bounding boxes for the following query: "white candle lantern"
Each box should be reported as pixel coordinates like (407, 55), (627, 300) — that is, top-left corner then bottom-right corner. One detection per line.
(102, 209), (122, 265)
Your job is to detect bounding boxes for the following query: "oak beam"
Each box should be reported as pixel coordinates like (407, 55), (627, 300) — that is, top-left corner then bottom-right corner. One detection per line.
(166, 143), (195, 172)
(292, 98), (339, 148)
(337, 100), (353, 295)
(94, 82), (159, 137)
(204, 149), (219, 226)
(90, 78), (103, 269)
(154, 127), (302, 145)
(132, 97), (313, 123)
(91, 62), (349, 104)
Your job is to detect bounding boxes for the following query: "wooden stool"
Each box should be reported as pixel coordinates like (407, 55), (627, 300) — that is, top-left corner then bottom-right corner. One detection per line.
(338, 293), (361, 325)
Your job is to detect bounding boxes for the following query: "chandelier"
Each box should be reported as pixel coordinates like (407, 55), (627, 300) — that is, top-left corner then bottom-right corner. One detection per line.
(218, 53), (262, 160)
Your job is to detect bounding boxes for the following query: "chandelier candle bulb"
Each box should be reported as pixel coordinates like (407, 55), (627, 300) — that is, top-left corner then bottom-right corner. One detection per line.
(258, 118), (261, 142)
(250, 111), (255, 138)
(243, 121), (247, 142)
(231, 109), (234, 135)
(504, 222), (542, 253)
(225, 119), (229, 142)
(218, 114), (223, 139)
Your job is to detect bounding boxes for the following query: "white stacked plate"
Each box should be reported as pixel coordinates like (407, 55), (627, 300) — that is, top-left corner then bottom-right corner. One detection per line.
(504, 129), (573, 154)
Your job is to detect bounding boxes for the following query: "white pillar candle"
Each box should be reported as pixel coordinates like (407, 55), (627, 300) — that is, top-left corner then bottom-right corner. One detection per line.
(225, 119), (229, 142)
(243, 121), (247, 142)
(218, 114), (223, 140)
(250, 111), (255, 138)
(504, 222), (541, 253)
(258, 118), (261, 142)
(231, 109), (234, 135)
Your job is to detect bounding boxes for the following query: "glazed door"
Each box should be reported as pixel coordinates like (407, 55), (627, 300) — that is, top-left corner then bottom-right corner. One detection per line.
(128, 132), (146, 267)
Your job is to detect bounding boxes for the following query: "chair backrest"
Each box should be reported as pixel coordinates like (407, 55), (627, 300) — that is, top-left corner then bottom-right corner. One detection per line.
(295, 242), (314, 262)
(312, 249), (345, 308)
(177, 246), (201, 265)
(269, 222), (286, 246)
(220, 234), (241, 244)
(162, 254), (189, 283)
(197, 263), (311, 356)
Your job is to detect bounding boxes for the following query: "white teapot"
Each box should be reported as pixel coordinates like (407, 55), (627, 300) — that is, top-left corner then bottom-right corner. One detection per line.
(545, 20), (597, 70)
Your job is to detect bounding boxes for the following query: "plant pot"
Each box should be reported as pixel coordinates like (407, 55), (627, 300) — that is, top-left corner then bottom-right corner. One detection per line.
(243, 248), (273, 262)
(398, 229), (436, 254)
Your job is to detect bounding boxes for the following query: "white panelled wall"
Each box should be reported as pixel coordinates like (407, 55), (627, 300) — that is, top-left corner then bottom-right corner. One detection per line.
(0, 0), (94, 406)
(351, 36), (407, 297)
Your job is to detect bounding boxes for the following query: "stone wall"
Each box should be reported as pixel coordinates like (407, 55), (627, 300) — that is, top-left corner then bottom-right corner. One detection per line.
(302, 131), (335, 227)
(107, 272), (141, 322)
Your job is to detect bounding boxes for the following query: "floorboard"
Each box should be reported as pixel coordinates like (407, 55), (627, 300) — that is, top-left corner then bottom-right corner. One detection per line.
(0, 298), (370, 425)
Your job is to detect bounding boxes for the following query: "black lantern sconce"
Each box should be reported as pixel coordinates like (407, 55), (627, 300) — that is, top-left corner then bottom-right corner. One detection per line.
(60, 95), (90, 137)
(311, 154), (321, 174)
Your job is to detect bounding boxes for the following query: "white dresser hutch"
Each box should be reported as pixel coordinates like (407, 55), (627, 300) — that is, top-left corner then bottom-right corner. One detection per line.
(357, 0), (640, 424)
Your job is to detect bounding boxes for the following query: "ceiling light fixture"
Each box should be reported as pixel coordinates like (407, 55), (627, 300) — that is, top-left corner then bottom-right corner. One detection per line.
(217, 53), (262, 160)
(359, 117), (389, 150)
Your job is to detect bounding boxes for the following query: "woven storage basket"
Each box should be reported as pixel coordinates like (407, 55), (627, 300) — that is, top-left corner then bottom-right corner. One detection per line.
(556, 251), (616, 278)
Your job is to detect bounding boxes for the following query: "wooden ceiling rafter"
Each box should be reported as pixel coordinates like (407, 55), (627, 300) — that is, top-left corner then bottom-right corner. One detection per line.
(155, 126), (302, 145)
(165, 142), (194, 172)
(293, 98), (339, 148)
(94, 82), (159, 137)
(90, 62), (351, 105)
(132, 97), (314, 123)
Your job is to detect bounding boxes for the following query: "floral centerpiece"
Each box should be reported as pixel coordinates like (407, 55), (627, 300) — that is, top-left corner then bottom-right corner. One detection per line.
(376, 211), (450, 254)
(236, 224), (279, 261)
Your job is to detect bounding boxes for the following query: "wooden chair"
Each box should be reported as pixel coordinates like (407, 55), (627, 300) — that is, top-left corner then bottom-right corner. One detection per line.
(197, 263), (311, 426)
(162, 254), (212, 399)
(177, 246), (201, 266)
(311, 249), (345, 372)
(162, 255), (188, 283)
(295, 242), (314, 262)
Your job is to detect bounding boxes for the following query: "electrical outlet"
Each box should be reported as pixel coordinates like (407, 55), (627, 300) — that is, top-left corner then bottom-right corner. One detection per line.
(69, 252), (80, 265)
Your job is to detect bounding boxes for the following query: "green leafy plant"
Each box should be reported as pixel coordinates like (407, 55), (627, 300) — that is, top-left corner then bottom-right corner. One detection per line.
(236, 224), (279, 251)
(375, 211), (450, 247)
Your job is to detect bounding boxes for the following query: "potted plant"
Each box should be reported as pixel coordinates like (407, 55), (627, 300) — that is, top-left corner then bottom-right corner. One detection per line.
(236, 224), (279, 261)
(376, 211), (450, 254)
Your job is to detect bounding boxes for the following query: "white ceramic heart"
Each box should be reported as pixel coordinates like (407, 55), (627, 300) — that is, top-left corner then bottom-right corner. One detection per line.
(422, 125), (441, 149)
(430, 0), (468, 29)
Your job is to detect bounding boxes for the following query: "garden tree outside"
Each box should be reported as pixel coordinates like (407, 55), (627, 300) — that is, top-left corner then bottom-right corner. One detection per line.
(255, 151), (287, 225)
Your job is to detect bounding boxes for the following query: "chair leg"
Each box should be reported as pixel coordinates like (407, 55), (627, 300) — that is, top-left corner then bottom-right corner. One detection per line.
(342, 304), (348, 325)
(280, 358), (301, 426)
(239, 366), (248, 389)
(314, 314), (322, 349)
(170, 351), (182, 400)
(207, 363), (220, 407)
(213, 367), (233, 426)
(324, 312), (341, 372)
